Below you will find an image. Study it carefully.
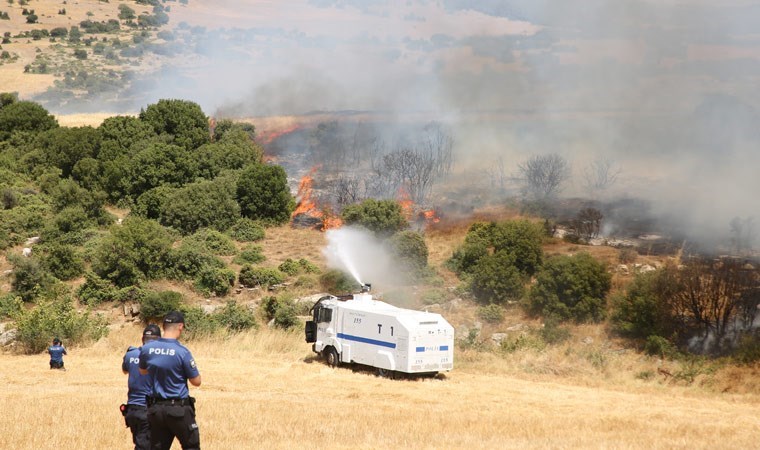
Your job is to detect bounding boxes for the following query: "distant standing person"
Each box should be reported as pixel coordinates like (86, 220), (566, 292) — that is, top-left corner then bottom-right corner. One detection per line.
(48, 337), (67, 370)
(139, 311), (202, 450)
(122, 324), (162, 450)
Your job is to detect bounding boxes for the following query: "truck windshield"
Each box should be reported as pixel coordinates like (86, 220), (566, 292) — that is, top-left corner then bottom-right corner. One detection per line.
(318, 307), (332, 323)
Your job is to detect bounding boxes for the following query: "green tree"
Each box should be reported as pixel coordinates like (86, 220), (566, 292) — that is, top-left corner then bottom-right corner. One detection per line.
(139, 99), (209, 151)
(236, 164), (293, 224)
(97, 115), (156, 162)
(42, 243), (84, 281)
(0, 100), (57, 139)
(127, 142), (198, 198)
(469, 251), (526, 304)
(133, 185), (177, 220)
(196, 128), (262, 179)
(9, 254), (52, 301)
(91, 217), (172, 287)
(118, 4), (136, 20)
(341, 199), (407, 237)
(388, 230), (428, 275)
(35, 126), (101, 177)
(159, 179), (240, 235)
(527, 252), (611, 323)
(611, 269), (681, 340)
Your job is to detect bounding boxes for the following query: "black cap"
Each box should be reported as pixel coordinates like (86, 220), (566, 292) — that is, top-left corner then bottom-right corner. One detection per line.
(163, 311), (185, 325)
(142, 324), (161, 340)
(53, 337), (61, 344)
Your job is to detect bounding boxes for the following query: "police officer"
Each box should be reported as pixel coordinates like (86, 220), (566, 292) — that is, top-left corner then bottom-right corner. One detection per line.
(48, 337), (67, 370)
(139, 311), (201, 450)
(122, 324), (162, 450)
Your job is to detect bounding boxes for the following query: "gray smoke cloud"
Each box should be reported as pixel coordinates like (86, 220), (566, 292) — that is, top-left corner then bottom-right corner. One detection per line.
(64, 1), (760, 249)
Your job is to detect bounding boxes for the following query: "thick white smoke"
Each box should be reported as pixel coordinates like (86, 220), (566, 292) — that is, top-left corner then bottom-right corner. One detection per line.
(322, 226), (402, 289)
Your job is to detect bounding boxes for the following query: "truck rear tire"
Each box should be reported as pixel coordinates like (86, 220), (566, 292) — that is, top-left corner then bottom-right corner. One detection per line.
(325, 347), (339, 368)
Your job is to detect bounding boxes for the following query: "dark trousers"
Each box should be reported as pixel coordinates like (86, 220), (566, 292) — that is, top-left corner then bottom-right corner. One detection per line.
(125, 405), (150, 450)
(50, 361), (64, 369)
(147, 401), (200, 450)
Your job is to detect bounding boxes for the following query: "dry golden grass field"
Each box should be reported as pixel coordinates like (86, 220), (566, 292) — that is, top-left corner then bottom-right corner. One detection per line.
(2, 325), (760, 450)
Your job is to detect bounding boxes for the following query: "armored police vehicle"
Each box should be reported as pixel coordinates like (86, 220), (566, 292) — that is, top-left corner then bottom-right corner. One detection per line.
(305, 285), (454, 377)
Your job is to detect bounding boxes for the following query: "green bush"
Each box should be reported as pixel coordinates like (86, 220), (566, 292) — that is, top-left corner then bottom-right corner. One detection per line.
(165, 242), (225, 280)
(193, 267), (236, 297)
(500, 333), (546, 354)
(0, 293), (22, 318)
(159, 179), (240, 235)
(0, 100), (57, 140)
(259, 295), (300, 330)
(238, 265), (284, 288)
(469, 250), (526, 304)
(42, 243), (84, 281)
(9, 254), (52, 302)
(228, 217), (265, 242)
(611, 269), (679, 339)
(539, 317), (571, 345)
(446, 242), (488, 274)
(139, 99), (209, 151)
(91, 217), (173, 287)
(236, 164), (294, 224)
(183, 229), (237, 256)
(278, 258), (301, 276)
(13, 295), (108, 354)
(389, 230), (428, 275)
(477, 304), (505, 323)
(298, 258), (320, 273)
(341, 199), (407, 237)
(139, 290), (183, 321)
(527, 252), (611, 323)
(318, 269), (360, 294)
(644, 335), (677, 358)
(180, 306), (221, 340)
(133, 185), (177, 220)
(214, 300), (257, 332)
(232, 245), (266, 265)
(734, 333), (760, 365)
(76, 271), (116, 306)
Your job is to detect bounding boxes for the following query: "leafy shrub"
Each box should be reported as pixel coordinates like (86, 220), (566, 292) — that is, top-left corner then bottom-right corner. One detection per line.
(539, 317), (571, 345)
(0, 293), (22, 318)
(389, 230), (428, 275)
(341, 199), (407, 237)
(139, 290), (183, 321)
(183, 229), (236, 256)
(469, 251), (526, 304)
(611, 270), (677, 339)
(165, 242), (225, 280)
(9, 254), (52, 302)
(0, 100), (57, 140)
(527, 252), (611, 323)
(278, 258), (301, 276)
(734, 333), (760, 365)
(232, 245), (266, 265)
(91, 217), (172, 287)
(298, 258), (320, 273)
(446, 241), (489, 275)
(180, 306), (221, 340)
(76, 271), (116, 306)
(139, 99), (209, 151)
(259, 295), (300, 330)
(238, 265), (284, 288)
(500, 333), (546, 353)
(228, 217), (265, 242)
(644, 335), (677, 358)
(477, 304), (505, 323)
(133, 185), (177, 220)
(159, 179), (240, 235)
(42, 243), (84, 281)
(214, 300), (257, 332)
(13, 295), (108, 354)
(236, 164), (294, 224)
(319, 269), (360, 294)
(193, 266), (236, 297)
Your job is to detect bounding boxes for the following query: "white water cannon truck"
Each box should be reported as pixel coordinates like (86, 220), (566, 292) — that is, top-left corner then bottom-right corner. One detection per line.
(305, 284), (454, 377)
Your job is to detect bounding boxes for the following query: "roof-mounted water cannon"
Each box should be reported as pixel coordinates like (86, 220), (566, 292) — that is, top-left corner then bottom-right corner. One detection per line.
(361, 283), (371, 293)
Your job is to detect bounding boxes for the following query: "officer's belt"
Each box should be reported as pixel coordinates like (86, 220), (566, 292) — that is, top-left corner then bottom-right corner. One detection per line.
(148, 397), (192, 406)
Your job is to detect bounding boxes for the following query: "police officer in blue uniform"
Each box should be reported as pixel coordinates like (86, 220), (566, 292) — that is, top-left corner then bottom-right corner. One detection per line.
(48, 337), (67, 370)
(122, 324), (162, 450)
(139, 311), (202, 450)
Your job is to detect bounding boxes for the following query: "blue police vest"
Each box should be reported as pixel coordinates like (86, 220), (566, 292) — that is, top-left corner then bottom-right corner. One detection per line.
(138, 338), (199, 399)
(48, 345), (66, 363)
(122, 346), (153, 406)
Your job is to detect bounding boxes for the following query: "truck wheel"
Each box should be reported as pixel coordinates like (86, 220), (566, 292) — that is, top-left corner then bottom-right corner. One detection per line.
(377, 368), (396, 379)
(325, 347), (339, 368)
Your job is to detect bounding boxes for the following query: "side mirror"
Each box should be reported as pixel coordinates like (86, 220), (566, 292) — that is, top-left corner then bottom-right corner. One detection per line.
(305, 321), (317, 343)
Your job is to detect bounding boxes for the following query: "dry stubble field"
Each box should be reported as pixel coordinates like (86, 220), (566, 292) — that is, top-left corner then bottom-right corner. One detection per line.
(1, 325), (759, 450)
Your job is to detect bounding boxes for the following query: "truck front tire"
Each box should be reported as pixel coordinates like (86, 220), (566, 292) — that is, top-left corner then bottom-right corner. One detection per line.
(325, 347), (339, 368)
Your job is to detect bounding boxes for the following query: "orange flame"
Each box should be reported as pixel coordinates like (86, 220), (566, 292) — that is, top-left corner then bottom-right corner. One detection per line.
(422, 209), (440, 223)
(258, 124), (301, 146)
(396, 186), (414, 220)
(291, 167), (343, 231)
